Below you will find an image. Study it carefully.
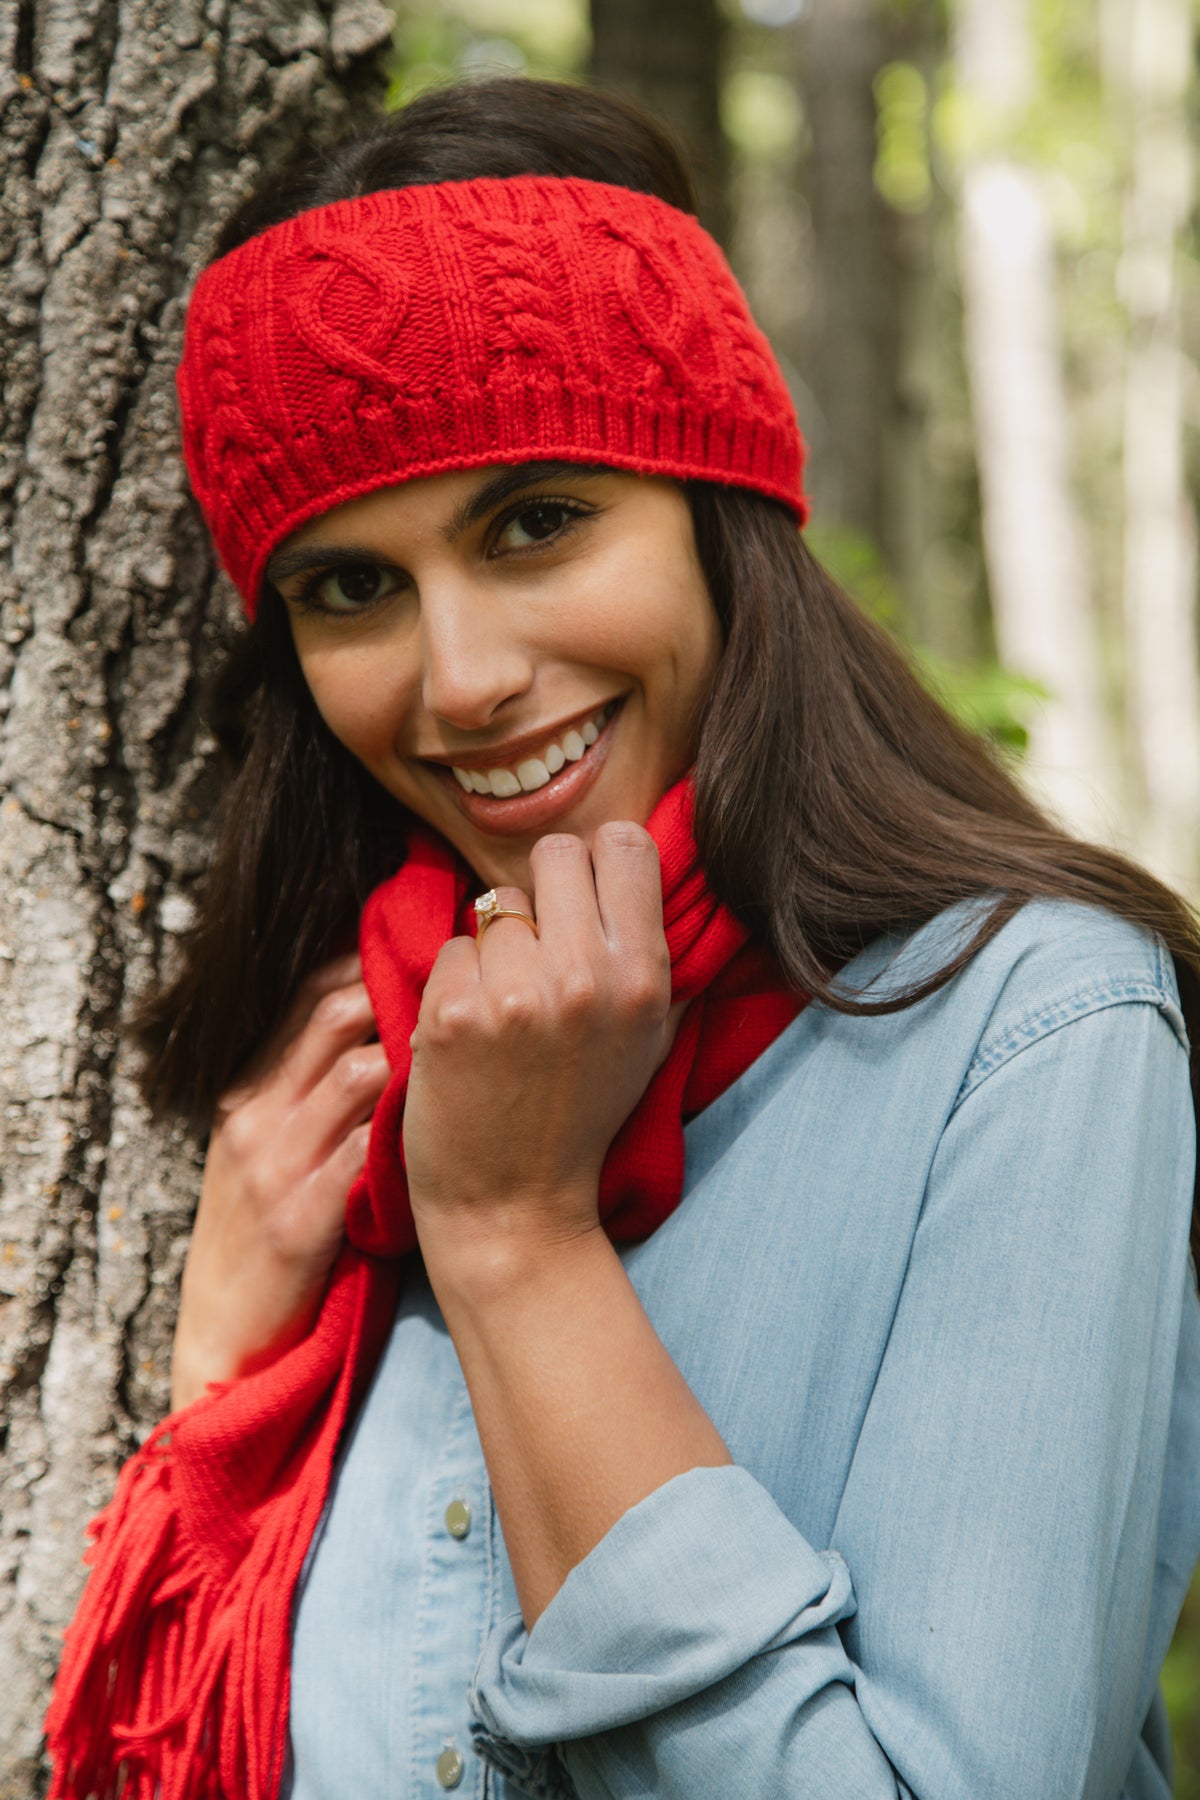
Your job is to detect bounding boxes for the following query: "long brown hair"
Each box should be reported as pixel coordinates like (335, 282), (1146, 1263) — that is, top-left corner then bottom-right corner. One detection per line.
(140, 77), (1200, 1252)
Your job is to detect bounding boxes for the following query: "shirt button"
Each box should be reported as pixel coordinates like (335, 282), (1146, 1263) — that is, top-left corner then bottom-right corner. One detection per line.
(444, 1498), (471, 1540)
(436, 1745), (465, 1789)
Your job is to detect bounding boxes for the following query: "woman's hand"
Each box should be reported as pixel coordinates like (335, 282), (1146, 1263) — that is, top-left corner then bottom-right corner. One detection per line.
(403, 824), (681, 1273)
(170, 952), (391, 1410)
(403, 824), (727, 1625)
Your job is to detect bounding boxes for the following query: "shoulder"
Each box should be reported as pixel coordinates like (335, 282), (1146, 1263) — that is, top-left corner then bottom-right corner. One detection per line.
(869, 896), (1189, 1105)
(711, 898), (1189, 1164)
(809, 895), (1190, 1109)
(955, 897), (1186, 1089)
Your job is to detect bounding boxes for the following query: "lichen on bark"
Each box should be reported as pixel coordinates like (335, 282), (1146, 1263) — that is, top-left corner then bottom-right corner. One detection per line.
(0, 1), (393, 1785)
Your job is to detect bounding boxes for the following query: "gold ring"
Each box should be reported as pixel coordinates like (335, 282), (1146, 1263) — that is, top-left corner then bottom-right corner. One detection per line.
(474, 889), (539, 943)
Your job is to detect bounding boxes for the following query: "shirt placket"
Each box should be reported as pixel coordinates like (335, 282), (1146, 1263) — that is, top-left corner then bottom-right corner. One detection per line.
(404, 1380), (491, 1797)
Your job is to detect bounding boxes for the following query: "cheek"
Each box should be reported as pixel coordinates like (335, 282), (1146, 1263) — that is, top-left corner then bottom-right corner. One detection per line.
(300, 652), (407, 767)
(556, 541), (717, 679)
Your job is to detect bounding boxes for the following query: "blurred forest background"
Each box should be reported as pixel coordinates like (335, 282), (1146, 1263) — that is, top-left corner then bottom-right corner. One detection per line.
(383, 0), (1200, 1781)
(1, 0), (1197, 1783)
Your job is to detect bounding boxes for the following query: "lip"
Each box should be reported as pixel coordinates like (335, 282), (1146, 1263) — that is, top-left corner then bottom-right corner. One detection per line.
(419, 698), (617, 774)
(427, 697), (625, 837)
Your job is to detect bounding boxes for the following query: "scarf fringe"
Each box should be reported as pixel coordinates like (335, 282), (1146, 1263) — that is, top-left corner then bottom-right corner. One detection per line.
(43, 791), (801, 1796)
(45, 1418), (293, 1800)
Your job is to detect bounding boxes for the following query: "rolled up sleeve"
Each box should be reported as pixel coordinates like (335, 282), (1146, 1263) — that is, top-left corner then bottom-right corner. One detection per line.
(471, 995), (1195, 1800)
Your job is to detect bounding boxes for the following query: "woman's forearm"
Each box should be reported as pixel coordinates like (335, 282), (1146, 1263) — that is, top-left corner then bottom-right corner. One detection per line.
(421, 1214), (732, 1627)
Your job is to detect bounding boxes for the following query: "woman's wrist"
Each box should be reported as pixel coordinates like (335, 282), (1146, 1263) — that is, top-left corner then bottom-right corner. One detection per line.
(413, 1185), (608, 1311)
(416, 1190), (731, 1625)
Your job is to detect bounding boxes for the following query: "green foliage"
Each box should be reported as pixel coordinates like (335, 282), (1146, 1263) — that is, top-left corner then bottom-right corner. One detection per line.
(803, 520), (906, 629)
(722, 69), (804, 158)
(875, 61), (933, 213)
(805, 520), (1044, 754)
(387, 0), (586, 109)
(1165, 1577), (1200, 1800)
(913, 652), (1047, 753)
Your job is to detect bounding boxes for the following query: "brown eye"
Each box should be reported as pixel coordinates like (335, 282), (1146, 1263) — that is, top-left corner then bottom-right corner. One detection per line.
(327, 566), (384, 606)
(495, 501), (581, 551)
(294, 562), (400, 615)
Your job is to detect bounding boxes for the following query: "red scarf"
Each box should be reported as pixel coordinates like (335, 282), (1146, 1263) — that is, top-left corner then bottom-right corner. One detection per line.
(45, 781), (803, 1799)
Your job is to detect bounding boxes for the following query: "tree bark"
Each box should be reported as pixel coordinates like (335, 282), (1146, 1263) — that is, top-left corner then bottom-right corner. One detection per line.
(952, 0), (1122, 842)
(588, 0), (729, 246)
(0, 2), (392, 1788)
(1106, 0), (1200, 892)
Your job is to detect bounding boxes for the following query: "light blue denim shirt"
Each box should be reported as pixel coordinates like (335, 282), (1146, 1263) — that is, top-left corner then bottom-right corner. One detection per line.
(287, 899), (1200, 1800)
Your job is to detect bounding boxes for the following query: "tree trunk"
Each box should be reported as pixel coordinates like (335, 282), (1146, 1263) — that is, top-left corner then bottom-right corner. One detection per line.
(795, 0), (895, 549)
(0, 2), (392, 1788)
(588, 0), (729, 246)
(1106, 0), (1200, 892)
(952, 0), (1122, 842)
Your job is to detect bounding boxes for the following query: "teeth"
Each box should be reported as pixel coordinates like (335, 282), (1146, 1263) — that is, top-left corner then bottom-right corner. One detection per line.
(516, 757), (551, 792)
(450, 704), (612, 799)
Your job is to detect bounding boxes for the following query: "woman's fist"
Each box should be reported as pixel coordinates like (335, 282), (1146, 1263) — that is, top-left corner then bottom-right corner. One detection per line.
(403, 823), (681, 1267)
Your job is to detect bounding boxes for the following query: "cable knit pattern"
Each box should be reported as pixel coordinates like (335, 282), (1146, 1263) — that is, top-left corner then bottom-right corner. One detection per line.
(176, 176), (807, 612)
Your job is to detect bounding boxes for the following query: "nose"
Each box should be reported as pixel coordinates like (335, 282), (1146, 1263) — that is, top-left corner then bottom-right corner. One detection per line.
(418, 574), (534, 730)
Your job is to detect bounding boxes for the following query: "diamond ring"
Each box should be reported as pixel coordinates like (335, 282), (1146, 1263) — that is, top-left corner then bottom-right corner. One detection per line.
(473, 889), (539, 943)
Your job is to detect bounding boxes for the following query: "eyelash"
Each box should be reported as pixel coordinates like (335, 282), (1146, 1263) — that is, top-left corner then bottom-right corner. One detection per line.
(286, 495), (594, 618)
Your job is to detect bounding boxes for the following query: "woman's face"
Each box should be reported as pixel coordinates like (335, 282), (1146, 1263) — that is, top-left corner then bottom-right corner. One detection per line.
(269, 463), (723, 890)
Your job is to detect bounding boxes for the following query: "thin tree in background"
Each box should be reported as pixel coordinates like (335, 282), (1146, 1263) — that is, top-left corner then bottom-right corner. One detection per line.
(952, 0), (1122, 842)
(1105, 0), (1200, 892)
(0, 3), (391, 1786)
(588, 0), (729, 243)
(795, 0), (894, 549)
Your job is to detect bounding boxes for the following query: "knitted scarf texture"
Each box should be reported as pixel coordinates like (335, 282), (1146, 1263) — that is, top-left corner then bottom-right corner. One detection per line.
(45, 779), (804, 1799)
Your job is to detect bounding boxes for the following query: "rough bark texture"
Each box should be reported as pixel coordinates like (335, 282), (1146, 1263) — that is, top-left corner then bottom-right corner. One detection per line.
(588, 0), (729, 247)
(0, 1), (392, 1788)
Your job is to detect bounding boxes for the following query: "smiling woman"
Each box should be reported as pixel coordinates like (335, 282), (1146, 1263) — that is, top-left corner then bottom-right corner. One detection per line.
(44, 75), (1200, 1800)
(273, 467), (719, 885)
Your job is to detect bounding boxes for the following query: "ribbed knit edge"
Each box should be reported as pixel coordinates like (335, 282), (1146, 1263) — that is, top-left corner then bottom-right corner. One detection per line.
(177, 173), (810, 614)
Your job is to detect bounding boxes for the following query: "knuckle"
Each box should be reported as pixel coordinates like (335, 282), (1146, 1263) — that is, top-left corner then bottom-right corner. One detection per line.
(495, 985), (540, 1030)
(420, 993), (475, 1046)
(333, 1050), (373, 1094)
(311, 987), (360, 1034)
(595, 819), (654, 855)
(218, 1102), (258, 1163)
(530, 832), (584, 863)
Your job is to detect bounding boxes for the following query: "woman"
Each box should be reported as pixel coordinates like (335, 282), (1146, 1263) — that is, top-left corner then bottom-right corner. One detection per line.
(47, 77), (1200, 1800)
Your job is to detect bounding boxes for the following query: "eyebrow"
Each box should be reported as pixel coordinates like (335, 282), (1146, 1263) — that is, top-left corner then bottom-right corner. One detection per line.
(264, 542), (399, 587)
(443, 460), (612, 540)
(263, 461), (614, 591)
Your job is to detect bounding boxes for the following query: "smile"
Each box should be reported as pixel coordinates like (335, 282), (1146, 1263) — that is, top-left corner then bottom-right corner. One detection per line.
(449, 701), (617, 797)
(428, 698), (625, 837)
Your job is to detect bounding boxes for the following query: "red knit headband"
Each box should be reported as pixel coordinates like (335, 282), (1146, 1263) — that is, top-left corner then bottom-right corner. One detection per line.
(176, 174), (808, 615)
